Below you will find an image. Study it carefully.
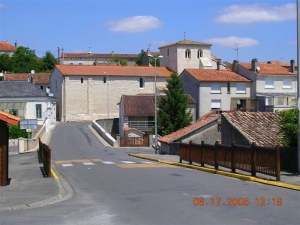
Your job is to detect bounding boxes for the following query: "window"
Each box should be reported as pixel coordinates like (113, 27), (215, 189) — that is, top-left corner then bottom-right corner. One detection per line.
(236, 83), (246, 93)
(283, 79), (291, 89)
(211, 99), (221, 109)
(227, 83), (230, 93)
(197, 49), (203, 58)
(40, 86), (43, 90)
(36, 104), (42, 119)
(103, 77), (107, 83)
(265, 78), (274, 89)
(139, 78), (144, 88)
(81, 78), (83, 83)
(211, 83), (221, 93)
(185, 49), (191, 58)
(265, 97), (274, 106)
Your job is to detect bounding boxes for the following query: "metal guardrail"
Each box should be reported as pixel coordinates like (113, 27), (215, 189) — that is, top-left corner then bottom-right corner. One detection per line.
(128, 121), (154, 131)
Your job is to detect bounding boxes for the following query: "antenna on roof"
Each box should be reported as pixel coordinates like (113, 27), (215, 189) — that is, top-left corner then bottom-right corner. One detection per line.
(184, 31), (186, 40)
(147, 44), (151, 51)
(232, 42), (244, 61)
(88, 47), (91, 54)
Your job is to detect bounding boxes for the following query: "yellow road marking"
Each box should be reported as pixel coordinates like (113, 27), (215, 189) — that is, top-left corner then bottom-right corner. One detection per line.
(51, 168), (59, 180)
(116, 164), (177, 169)
(54, 159), (102, 164)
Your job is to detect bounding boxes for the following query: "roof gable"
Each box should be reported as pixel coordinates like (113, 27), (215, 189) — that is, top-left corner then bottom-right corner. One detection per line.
(184, 69), (251, 82)
(222, 111), (282, 147)
(55, 65), (172, 77)
(0, 110), (20, 126)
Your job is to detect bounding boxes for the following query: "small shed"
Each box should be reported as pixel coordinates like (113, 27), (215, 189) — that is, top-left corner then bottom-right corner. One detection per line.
(0, 110), (20, 186)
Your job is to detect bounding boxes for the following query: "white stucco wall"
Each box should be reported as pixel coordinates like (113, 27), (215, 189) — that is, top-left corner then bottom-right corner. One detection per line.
(199, 82), (251, 116)
(256, 75), (297, 94)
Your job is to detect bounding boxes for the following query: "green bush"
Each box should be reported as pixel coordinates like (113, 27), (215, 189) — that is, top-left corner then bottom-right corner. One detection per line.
(9, 124), (30, 139)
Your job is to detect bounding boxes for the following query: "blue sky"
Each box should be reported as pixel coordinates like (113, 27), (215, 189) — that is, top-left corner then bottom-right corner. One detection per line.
(0, 0), (297, 64)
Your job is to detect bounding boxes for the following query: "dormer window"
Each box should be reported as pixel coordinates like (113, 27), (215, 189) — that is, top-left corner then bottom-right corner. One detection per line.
(185, 49), (191, 58)
(197, 49), (203, 58)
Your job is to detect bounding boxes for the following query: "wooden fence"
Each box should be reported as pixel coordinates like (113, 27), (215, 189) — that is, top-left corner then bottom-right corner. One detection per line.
(120, 136), (149, 147)
(180, 141), (280, 181)
(38, 138), (51, 177)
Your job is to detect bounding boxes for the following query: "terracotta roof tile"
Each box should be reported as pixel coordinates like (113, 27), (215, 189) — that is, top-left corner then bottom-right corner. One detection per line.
(159, 39), (212, 48)
(3, 73), (50, 85)
(184, 69), (251, 82)
(62, 53), (138, 59)
(159, 111), (220, 143)
(124, 127), (145, 134)
(222, 111), (282, 147)
(0, 41), (17, 52)
(0, 110), (20, 126)
(240, 63), (296, 75)
(55, 65), (172, 77)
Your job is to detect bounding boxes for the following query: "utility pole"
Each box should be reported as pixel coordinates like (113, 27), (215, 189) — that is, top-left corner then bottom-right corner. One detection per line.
(297, 0), (300, 173)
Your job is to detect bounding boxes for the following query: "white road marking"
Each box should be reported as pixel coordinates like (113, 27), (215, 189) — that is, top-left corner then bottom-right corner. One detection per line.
(83, 162), (95, 166)
(102, 161), (115, 164)
(121, 161), (136, 164)
(62, 164), (73, 167)
(140, 161), (156, 164)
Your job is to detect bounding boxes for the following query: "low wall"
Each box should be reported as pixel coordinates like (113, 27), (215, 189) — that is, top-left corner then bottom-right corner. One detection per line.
(18, 119), (49, 153)
(92, 120), (118, 147)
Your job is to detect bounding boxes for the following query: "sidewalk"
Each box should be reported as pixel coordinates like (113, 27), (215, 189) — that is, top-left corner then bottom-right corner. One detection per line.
(0, 123), (72, 212)
(129, 153), (300, 191)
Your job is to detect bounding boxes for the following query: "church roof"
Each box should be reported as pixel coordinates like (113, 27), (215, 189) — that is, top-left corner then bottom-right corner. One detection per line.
(159, 39), (212, 49)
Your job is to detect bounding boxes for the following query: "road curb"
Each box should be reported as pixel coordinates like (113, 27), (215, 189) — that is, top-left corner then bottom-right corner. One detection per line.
(129, 154), (300, 191)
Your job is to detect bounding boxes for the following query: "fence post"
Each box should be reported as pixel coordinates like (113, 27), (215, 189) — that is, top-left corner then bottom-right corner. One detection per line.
(189, 140), (192, 165)
(275, 145), (280, 181)
(214, 141), (219, 170)
(231, 141), (236, 173)
(179, 141), (182, 163)
(201, 141), (204, 167)
(251, 142), (256, 177)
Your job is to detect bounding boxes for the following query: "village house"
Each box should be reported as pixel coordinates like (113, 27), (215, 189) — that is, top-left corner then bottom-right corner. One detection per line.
(50, 65), (172, 122)
(180, 63), (253, 119)
(233, 59), (297, 112)
(118, 94), (196, 137)
(0, 41), (17, 57)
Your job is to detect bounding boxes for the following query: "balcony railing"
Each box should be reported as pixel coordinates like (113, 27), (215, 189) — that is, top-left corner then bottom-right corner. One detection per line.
(128, 121), (154, 131)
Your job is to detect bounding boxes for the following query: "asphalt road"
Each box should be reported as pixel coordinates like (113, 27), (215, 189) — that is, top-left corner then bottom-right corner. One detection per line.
(1, 122), (299, 225)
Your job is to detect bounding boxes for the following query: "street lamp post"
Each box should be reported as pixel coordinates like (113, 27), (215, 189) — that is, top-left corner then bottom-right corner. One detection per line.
(148, 54), (163, 154)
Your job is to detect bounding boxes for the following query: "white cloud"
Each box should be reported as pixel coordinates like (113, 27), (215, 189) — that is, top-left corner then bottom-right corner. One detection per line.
(206, 36), (259, 48)
(215, 3), (296, 23)
(106, 16), (162, 33)
(286, 40), (297, 45)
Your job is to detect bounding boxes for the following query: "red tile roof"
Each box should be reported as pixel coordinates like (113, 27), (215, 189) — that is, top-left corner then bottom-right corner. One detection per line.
(3, 73), (50, 85)
(62, 53), (138, 59)
(0, 41), (17, 52)
(0, 110), (20, 126)
(124, 127), (145, 135)
(159, 39), (212, 48)
(184, 69), (251, 82)
(122, 94), (196, 117)
(222, 111), (282, 147)
(159, 111), (220, 143)
(240, 63), (296, 75)
(55, 65), (172, 77)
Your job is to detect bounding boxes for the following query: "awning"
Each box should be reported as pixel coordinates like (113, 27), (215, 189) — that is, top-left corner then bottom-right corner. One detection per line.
(0, 102), (26, 110)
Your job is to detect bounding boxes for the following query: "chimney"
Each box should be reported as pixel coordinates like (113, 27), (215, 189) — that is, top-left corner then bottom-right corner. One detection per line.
(290, 59), (295, 73)
(14, 41), (18, 48)
(251, 58), (258, 71)
(232, 60), (239, 72)
(217, 60), (221, 71)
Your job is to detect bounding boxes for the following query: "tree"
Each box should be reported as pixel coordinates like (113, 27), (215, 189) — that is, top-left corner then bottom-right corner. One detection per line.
(40, 51), (57, 71)
(277, 107), (298, 147)
(135, 49), (145, 66)
(0, 54), (12, 72)
(112, 55), (128, 66)
(157, 72), (192, 136)
(11, 46), (38, 73)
